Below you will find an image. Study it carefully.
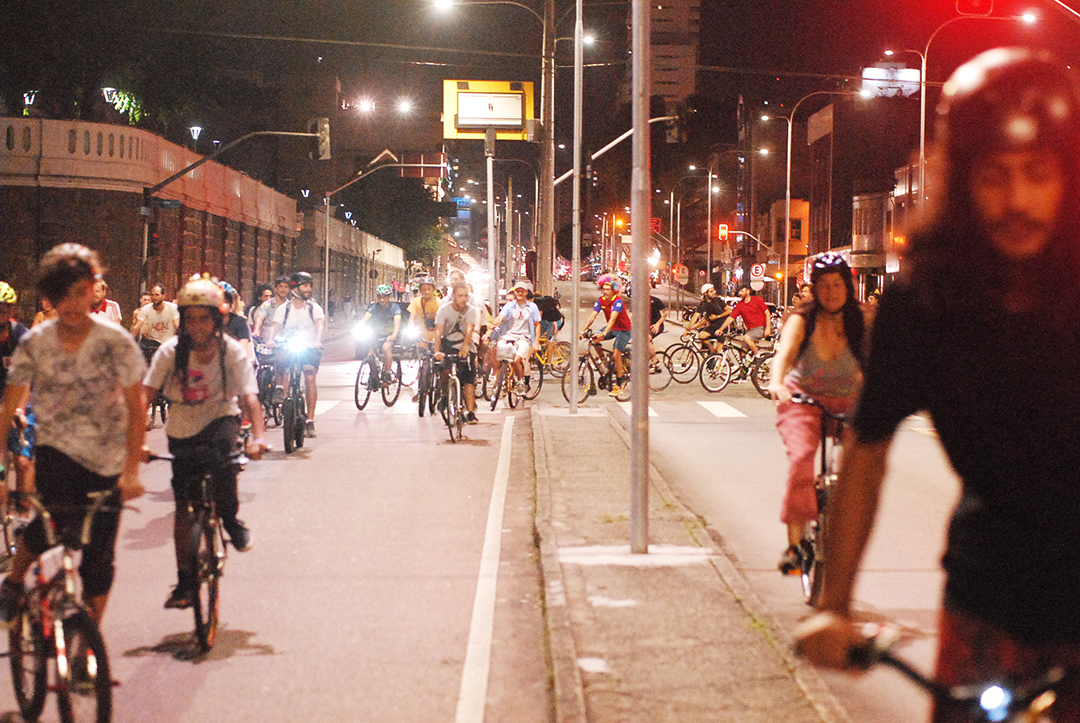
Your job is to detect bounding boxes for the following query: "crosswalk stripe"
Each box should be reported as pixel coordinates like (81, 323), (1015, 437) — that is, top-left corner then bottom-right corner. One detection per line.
(696, 401), (746, 418)
(314, 400), (339, 415)
(617, 402), (657, 417)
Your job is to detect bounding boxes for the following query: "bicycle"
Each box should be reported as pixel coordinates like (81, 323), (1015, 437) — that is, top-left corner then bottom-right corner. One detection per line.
(139, 339), (169, 430)
(8, 490), (118, 723)
(278, 337), (308, 454)
(435, 356), (468, 442)
(254, 342), (280, 427)
(146, 449), (242, 653)
(843, 623), (1064, 722)
(788, 393), (848, 606)
(533, 335), (571, 380)
(488, 341), (521, 412)
(414, 338), (440, 418)
(1, 413), (34, 560)
(562, 333), (633, 404)
(353, 336), (403, 411)
(664, 329), (719, 384)
(698, 333), (774, 397)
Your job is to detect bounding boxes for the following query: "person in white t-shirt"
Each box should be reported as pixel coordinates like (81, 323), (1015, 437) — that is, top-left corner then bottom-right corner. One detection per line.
(144, 276), (267, 609)
(266, 271), (325, 438)
(483, 281), (540, 391)
(132, 283), (180, 353)
(0, 244), (146, 628)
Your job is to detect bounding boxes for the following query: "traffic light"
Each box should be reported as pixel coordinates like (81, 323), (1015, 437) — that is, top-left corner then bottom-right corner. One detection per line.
(665, 100), (686, 144)
(308, 117), (331, 160)
(147, 222), (160, 257)
(718, 224), (729, 241)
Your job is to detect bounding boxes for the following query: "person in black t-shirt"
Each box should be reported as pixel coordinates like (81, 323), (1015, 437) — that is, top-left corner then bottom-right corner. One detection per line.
(796, 49), (1080, 721)
(687, 284), (729, 354)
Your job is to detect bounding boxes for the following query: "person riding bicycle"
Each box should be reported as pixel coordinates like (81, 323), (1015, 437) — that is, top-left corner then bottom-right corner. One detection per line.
(795, 49), (1080, 722)
(359, 284), (402, 379)
(131, 283), (179, 359)
(0, 282), (35, 511)
(687, 284), (729, 354)
(0, 244), (146, 628)
(266, 271), (325, 438)
(717, 285), (771, 356)
(217, 279), (255, 364)
(433, 282), (479, 424)
(767, 253), (865, 575)
(484, 281), (541, 394)
(408, 276), (441, 350)
(648, 293), (668, 369)
(581, 274), (631, 397)
(252, 276), (290, 340)
(143, 275), (267, 609)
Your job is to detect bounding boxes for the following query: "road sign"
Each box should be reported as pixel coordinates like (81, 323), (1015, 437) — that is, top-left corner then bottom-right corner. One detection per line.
(649, 217), (661, 234)
(751, 280), (764, 291)
(750, 263), (765, 280)
(675, 264), (689, 285)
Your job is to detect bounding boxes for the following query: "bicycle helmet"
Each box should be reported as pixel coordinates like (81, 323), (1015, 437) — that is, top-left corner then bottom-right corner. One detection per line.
(0, 282), (16, 304)
(809, 253), (856, 300)
(376, 283), (392, 296)
(290, 271), (313, 287)
(417, 276), (436, 289)
(176, 274), (227, 312)
(217, 279), (237, 302)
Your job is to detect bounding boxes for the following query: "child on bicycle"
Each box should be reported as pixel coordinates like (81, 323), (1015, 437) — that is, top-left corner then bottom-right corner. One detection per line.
(0, 244), (146, 627)
(143, 275), (268, 610)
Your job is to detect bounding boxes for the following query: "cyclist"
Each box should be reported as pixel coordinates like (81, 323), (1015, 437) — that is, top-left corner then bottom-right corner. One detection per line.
(795, 49), (1080, 721)
(218, 279), (255, 364)
(484, 281), (540, 393)
(90, 278), (122, 323)
(0, 244), (146, 627)
(131, 283), (180, 360)
(247, 284), (273, 338)
(581, 274), (631, 397)
(358, 284), (402, 378)
(648, 293), (668, 368)
(717, 285), (772, 356)
(686, 284), (729, 354)
(408, 276), (441, 350)
(433, 282), (479, 424)
(0, 282), (34, 509)
(767, 254), (865, 574)
(252, 276), (289, 340)
(266, 271), (325, 438)
(144, 276), (267, 609)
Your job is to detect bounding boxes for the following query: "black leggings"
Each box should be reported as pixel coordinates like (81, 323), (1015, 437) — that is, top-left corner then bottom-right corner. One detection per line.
(168, 416), (240, 525)
(20, 447), (121, 600)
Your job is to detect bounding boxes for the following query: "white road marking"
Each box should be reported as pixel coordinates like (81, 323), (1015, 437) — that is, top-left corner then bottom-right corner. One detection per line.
(455, 416), (515, 723)
(587, 595), (639, 608)
(558, 544), (713, 567)
(617, 402), (657, 417)
(697, 401), (746, 418)
(313, 401), (339, 415)
(577, 657), (611, 673)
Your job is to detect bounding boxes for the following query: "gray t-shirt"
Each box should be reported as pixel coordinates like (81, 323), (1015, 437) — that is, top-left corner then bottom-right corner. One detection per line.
(144, 335), (258, 440)
(9, 317), (146, 476)
(435, 302), (478, 353)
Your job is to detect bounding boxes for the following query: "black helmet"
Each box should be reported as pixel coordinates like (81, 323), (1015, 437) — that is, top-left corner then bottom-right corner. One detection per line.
(290, 271), (313, 287)
(939, 48), (1080, 172)
(810, 253), (855, 300)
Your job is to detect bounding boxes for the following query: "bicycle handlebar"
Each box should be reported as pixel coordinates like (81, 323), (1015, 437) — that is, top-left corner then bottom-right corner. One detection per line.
(790, 393), (850, 423)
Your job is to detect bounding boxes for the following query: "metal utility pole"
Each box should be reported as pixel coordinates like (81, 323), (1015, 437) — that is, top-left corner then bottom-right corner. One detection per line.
(629, 0), (650, 554)
(506, 177), (514, 283)
(569, 0), (585, 413)
(537, 0), (557, 295)
(486, 128), (498, 312)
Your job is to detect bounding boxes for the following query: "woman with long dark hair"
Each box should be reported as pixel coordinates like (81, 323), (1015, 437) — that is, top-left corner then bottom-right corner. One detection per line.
(768, 253), (865, 574)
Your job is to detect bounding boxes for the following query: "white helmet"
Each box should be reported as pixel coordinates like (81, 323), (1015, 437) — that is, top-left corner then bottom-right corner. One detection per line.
(176, 274), (227, 312)
(701, 283), (715, 295)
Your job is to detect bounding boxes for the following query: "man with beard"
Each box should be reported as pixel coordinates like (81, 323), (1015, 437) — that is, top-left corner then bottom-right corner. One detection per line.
(267, 272), (325, 438)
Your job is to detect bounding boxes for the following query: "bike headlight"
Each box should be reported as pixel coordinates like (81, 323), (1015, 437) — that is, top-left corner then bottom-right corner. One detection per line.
(404, 325), (419, 339)
(353, 323), (372, 340)
(979, 686), (1011, 722)
(287, 336), (308, 353)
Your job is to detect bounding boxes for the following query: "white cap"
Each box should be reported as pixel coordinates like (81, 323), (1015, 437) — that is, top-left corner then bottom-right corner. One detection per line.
(701, 283), (715, 295)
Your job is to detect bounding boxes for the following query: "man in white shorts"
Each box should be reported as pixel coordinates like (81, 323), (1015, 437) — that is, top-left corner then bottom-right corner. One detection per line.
(484, 281), (540, 391)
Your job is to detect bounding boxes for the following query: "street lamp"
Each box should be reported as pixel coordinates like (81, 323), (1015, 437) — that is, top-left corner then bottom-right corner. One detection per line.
(703, 147), (767, 288)
(188, 125), (202, 152)
(886, 11), (1036, 205)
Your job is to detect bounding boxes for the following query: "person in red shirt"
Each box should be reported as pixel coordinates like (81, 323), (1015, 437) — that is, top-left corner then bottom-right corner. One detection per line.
(582, 275), (632, 396)
(718, 285), (771, 355)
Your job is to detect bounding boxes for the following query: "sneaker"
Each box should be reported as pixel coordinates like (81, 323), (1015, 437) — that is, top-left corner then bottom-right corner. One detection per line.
(0, 578), (24, 627)
(465, 411), (478, 424)
(608, 383), (623, 397)
(778, 545), (803, 575)
(164, 581), (194, 609)
(382, 370), (393, 384)
(305, 420), (316, 438)
(272, 385), (285, 404)
(224, 519), (252, 552)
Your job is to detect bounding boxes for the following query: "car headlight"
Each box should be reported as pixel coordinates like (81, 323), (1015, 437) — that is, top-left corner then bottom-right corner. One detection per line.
(353, 323), (371, 340)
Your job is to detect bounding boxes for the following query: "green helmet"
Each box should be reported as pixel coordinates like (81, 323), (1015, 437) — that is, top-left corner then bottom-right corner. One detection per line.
(376, 284), (392, 296)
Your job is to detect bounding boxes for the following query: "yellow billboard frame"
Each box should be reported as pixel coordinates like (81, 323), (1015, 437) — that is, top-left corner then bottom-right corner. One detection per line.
(443, 80), (535, 141)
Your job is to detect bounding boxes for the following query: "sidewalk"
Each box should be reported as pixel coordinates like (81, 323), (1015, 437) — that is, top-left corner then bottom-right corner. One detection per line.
(531, 403), (849, 723)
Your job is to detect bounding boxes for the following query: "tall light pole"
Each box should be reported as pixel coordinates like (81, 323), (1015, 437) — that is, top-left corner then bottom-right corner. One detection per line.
(569, 0), (585, 413)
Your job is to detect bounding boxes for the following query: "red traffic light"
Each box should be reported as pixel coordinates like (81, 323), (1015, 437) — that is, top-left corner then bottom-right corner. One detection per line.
(718, 224), (729, 241)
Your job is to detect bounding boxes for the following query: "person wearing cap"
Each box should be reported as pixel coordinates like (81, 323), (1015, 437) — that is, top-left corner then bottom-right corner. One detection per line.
(718, 285), (772, 356)
(484, 281), (540, 393)
(0, 244), (146, 628)
(143, 275), (266, 608)
(687, 283), (730, 355)
(408, 276), (441, 349)
(795, 49), (1080, 718)
(266, 271), (325, 438)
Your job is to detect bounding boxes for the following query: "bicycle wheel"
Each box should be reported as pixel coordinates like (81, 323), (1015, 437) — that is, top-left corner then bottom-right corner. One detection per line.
(382, 360), (403, 406)
(699, 353), (733, 393)
(55, 609), (112, 723)
(191, 510), (221, 652)
(416, 361), (430, 417)
(648, 352), (673, 391)
(547, 341), (571, 378)
(480, 365), (497, 402)
(751, 352), (774, 399)
(561, 358), (593, 404)
(445, 379), (460, 443)
(293, 393), (306, 450)
(665, 343), (700, 384)
(281, 398), (296, 453)
(9, 604), (48, 721)
(428, 375), (442, 416)
(523, 362), (544, 400)
(354, 360), (373, 410)
(489, 363), (506, 411)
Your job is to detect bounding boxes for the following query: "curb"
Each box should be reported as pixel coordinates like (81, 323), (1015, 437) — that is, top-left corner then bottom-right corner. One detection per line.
(596, 404), (854, 723)
(531, 405), (589, 723)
